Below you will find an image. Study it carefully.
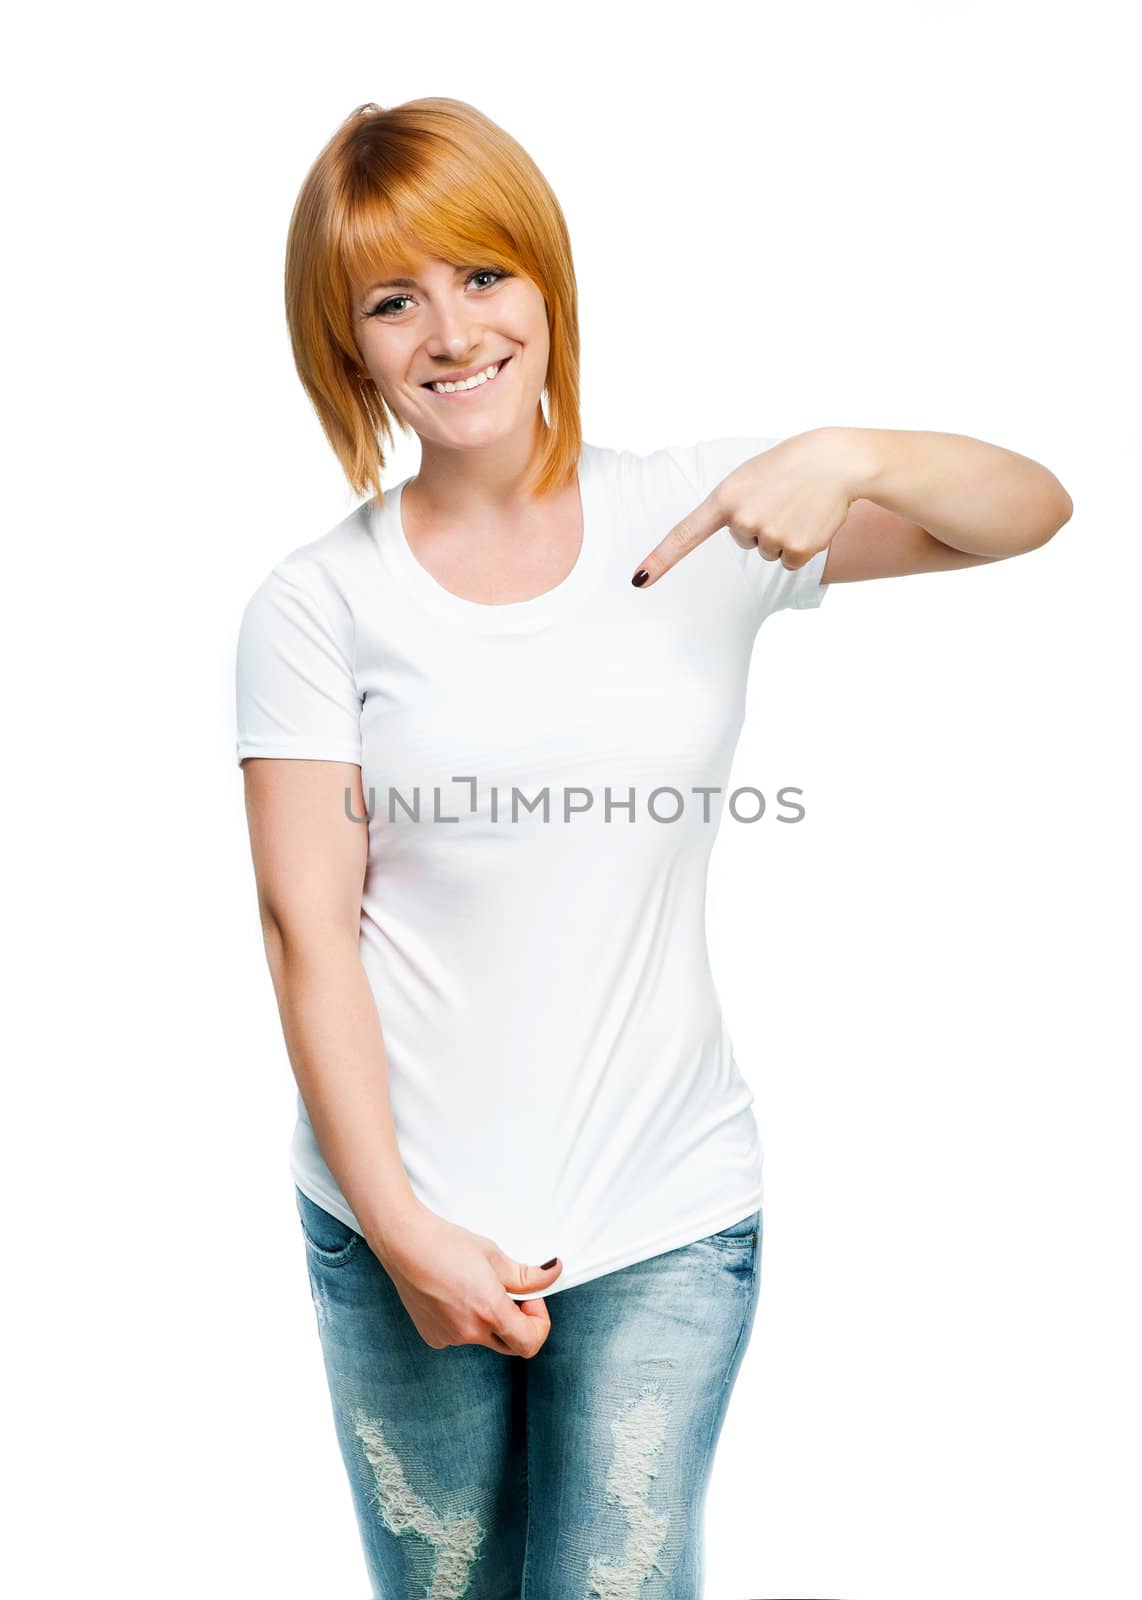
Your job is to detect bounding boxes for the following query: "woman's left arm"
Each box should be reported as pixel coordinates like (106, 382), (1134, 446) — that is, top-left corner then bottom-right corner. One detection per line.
(820, 426), (1074, 583)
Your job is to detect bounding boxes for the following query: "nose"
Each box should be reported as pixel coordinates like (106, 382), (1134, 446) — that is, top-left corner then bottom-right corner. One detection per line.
(424, 292), (485, 358)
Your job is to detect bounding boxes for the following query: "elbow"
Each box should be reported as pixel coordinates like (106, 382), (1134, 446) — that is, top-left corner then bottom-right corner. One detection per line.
(1024, 480), (1074, 552)
(1048, 476), (1074, 535)
(258, 896), (358, 972)
(256, 897), (312, 981)
(256, 889), (288, 951)
(257, 903), (290, 988)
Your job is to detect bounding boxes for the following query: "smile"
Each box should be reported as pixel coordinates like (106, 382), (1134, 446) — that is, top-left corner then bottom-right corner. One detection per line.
(422, 357), (512, 397)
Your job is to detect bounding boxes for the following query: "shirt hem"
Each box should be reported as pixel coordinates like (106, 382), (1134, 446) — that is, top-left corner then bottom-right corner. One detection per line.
(286, 1177), (764, 1299)
(509, 1191), (765, 1299)
(236, 743), (363, 766)
(288, 1169), (764, 1300)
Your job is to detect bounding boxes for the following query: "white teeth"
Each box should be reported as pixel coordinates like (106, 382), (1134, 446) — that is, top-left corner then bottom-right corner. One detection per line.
(430, 360), (503, 394)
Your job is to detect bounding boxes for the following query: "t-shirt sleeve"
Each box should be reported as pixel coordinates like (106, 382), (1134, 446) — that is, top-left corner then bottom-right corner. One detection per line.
(665, 435), (831, 618)
(234, 559), (363, 767)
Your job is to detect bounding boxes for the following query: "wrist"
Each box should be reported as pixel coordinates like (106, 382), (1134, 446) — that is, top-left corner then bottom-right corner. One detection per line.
(360, 1190), (426, 1262)
(815, 425), (884, 500)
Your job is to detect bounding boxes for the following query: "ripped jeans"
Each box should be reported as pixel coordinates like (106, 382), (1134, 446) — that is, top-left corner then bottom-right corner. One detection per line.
(294, 1185), (762, 1599)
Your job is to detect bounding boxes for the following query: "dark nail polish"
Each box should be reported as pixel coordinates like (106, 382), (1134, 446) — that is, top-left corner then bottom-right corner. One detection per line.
(541, 1256), (559, 1269)
(632, 569), (649, 587)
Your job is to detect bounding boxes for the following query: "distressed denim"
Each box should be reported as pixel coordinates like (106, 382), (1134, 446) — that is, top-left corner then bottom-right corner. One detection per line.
(295, 1185), (762, 1599)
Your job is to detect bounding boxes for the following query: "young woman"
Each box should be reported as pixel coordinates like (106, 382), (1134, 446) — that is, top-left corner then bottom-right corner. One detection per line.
(235, 98), (1072, 1598)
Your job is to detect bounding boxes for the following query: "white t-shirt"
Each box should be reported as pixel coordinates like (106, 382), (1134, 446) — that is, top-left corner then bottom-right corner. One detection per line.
(235, 436), (829, 1298)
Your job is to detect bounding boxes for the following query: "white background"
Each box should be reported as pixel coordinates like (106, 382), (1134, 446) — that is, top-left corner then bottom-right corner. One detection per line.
(6, 2), (1138, 1597)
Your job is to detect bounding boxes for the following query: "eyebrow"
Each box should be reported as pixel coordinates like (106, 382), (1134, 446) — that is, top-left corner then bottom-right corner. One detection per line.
(361, 264), (475, 296)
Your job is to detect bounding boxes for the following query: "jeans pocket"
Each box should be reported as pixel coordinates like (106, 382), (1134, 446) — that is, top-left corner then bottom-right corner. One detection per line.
(706, 1209), (760, 1249)
(295, 1185), (363, 1267)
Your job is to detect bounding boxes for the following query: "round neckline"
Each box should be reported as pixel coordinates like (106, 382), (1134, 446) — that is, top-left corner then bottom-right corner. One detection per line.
(374, 444), (602, 635)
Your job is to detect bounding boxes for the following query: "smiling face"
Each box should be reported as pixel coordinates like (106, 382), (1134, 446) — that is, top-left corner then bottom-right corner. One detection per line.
(351, 255), (551, 454)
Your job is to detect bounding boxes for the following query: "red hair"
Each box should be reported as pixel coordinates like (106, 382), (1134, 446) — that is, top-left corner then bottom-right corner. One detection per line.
(284, 98), (582, 505)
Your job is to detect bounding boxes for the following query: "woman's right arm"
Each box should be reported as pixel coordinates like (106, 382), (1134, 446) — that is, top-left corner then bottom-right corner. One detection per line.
(240, 755), (562, 1355)
(242, 754), (419, 1251)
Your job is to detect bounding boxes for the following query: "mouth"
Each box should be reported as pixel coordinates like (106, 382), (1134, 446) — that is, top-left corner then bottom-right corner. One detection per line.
(421, 356), (512, 399)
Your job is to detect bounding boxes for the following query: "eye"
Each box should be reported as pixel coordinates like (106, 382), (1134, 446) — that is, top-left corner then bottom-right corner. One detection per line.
(367, 293), (412, 319)
(365, 268), (511, 319)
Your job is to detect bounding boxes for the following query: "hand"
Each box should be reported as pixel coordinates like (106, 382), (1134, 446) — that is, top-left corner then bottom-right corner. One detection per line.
(631, 428), (862, 589)
(372, 1201), (564, 1357)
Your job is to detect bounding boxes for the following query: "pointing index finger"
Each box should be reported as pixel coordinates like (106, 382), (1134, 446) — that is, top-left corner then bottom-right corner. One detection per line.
(630, 490), (727, 588)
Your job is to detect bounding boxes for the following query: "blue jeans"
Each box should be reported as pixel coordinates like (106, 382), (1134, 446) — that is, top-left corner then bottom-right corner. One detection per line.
(295, 1185), (762, 1599)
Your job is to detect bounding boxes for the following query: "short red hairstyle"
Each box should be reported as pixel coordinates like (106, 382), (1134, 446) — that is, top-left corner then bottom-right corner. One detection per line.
(284, 98), (582, 505)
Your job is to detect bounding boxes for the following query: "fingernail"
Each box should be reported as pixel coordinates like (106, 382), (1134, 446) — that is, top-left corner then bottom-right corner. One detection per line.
(632, 569), (649, 587)
(541, 1256), (559, 1269)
